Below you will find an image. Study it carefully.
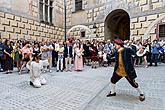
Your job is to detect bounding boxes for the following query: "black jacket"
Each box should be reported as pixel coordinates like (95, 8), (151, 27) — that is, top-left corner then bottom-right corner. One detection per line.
(114, 48), (137, 80)
(64, 45), (73, 58)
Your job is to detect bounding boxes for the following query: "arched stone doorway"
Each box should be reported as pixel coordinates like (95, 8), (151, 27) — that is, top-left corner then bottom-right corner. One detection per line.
(67, 25), (92, 39)
(104, 9), (130, 40)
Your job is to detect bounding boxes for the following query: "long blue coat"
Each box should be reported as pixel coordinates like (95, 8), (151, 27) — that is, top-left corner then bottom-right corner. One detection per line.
(114, 48), (137, 80)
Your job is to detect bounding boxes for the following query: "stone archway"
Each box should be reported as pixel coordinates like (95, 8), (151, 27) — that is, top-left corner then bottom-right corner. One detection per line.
(104, 9), (130, 40)
(67, 25), (92, 38)
(143, 14), (165, 40)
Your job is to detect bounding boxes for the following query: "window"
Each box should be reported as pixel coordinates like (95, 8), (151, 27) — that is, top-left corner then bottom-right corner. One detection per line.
(75, 0), (82, 11)
(81, 31), (85, 37)
(45, 5), (48, 21)
(159, 24), (165, 38)
(39, 0), (43, 21)
(49, 1), (53, 23)
(39, 0), (53, 24)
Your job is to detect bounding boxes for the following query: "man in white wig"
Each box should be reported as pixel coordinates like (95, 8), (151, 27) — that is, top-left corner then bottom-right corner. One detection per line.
(27, 55), (47, 88)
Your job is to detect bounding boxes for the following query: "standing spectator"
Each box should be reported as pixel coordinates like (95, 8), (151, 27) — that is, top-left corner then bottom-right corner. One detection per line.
(64, 40), (73, 72)
(0, 38), (4, 71)
(52, 40), (56, 67)
(151, 40), (160, 66)
(136, 46), (148, 68)
(40, 42), (49, 72)
(163, 43), (165, 63)
(54, 40), (60, 67)
(3, 40), (13, 74)
(91, 41), (98, 69)
(19, 42), (32, 74)
(33, 43), (40, 57)
(83, 41), (91, 66)
(40, 42), (48, 60)
(130, 41), (137, 66)
(102, 50), (108, 67)
(146, 39), (152, 66)
(74, 43), (84, 71)
(14, 42), (22, 72)
(47, 41), (54, 72)
(158, 45), (164, 63)
(105, 40), (115, 66)
(56, 42), (64, 72)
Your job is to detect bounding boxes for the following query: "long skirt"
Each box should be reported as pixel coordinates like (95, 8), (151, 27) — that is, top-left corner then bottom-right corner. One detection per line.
(74, 55), (83, 71)
(4, 55), (13, 71)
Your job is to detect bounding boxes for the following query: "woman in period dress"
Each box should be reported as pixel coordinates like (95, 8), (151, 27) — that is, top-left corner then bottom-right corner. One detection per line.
(74, 43), (84, 71)
(91, 42), (98, 68)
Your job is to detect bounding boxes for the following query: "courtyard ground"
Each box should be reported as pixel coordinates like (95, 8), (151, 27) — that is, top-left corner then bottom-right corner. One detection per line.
(0, 64), (165, 110)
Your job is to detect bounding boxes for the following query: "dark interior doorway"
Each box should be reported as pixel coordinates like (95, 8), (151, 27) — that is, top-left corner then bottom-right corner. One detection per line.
(104, 9), (130, 40)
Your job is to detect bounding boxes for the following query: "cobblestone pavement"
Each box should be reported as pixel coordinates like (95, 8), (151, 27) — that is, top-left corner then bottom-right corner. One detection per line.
(0, 64), (165, 110)
(85, 64), (165, 110)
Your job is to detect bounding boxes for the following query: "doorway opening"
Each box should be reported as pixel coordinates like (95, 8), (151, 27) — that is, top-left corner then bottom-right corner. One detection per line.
(104, 9), (130, 40)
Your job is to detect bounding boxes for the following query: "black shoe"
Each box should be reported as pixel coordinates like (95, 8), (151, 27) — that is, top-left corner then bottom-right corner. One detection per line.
(0, 68), (3, 72)
(107, 92), (116, 97)
(56, 70), (59, 72)
(30, 81), (34, 86)
(139, 94), (145, 101)
(148, 64), (152, 66)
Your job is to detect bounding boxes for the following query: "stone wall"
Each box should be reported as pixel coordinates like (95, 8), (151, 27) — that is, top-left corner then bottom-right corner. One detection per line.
(0, 12), (64, 41)
(1, 0), (165, 41)
(0, 0), (39, 20)
(66, 0), (165, 40)
(130, 13), (165, 41)
(0, 0), (65, 40)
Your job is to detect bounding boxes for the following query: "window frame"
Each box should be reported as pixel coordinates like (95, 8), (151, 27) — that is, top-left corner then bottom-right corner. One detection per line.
(39, 0), (54, 25)
(157, 23), (165, 40)
(75, 0), (83, 12)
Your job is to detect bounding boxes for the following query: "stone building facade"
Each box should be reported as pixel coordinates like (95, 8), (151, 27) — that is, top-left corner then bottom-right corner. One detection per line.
(0, 0), (165, 41)
(66, 0), (165, 41)
(0, 0), (64, 41)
